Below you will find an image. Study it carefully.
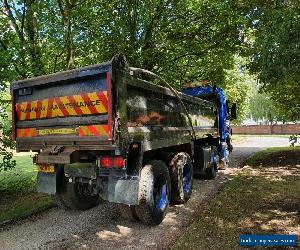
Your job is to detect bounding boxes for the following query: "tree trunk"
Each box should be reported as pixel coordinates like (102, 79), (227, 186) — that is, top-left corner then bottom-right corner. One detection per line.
(57, 0), (74, 69)
(65, 0), (73, 69)
(26, 0), (44, 76)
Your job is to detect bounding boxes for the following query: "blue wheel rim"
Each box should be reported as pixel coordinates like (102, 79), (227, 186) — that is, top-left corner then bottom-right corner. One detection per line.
(155, 183), (168, 211)
(211, 148), (218, 171)
(183, 163), (192, 194)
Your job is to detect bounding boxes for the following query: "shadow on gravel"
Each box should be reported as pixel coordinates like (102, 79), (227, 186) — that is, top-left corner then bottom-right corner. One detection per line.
(1, 140), (274, 250)
(229, 146), (266, 168)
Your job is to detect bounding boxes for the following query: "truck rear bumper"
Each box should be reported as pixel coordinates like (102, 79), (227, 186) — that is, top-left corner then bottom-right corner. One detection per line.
(37, 170), (140, 206)
(16, 137), (115, 152)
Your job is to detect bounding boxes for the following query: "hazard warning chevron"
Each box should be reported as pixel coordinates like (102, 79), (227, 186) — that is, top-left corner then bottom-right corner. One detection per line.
(16, 124), (110, 138)
(15, 91), (108, 121)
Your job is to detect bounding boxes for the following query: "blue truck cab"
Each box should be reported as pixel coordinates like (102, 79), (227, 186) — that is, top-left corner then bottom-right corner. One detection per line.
(183, 85), (237, 168)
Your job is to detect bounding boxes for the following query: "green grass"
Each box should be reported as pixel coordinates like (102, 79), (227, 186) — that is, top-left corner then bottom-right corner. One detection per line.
(0, 155), (37, 194)
(0, 155), (53, 225)
(173, 148), (300, 250)
(0, 193), (53, 224)
(246, 146), (300, 167)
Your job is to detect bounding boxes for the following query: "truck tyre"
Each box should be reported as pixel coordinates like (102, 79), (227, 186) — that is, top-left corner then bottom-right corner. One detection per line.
(51, 165), (69, 209)
(61, 181), (100, 210)
(169, 152), (193, 204)
(117, 204), (139, 221)
(204, 147), (218, 180)
(135, 160), (171, 225)
(204, 164), (217, 179)
(52, 192), (69, 209)
(54, 173), (99, 210)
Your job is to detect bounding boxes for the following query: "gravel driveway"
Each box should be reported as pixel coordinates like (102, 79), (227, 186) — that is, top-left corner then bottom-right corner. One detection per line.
(0, 137), (290, 250)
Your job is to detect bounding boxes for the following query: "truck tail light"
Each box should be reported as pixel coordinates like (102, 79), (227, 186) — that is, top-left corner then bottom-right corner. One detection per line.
(101, 156), (125, 169)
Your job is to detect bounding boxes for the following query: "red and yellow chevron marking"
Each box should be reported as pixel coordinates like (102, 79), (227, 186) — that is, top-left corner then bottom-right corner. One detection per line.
(17, 128), (38, 138)
(78, 125), (110, 137)
(16, 91), (109, 121)
(17, 125), (111, 138)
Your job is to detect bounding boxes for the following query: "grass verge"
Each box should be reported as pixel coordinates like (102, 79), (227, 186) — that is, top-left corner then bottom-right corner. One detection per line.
(173, 147), (300, 249)
(0, 155), (53, 225)
(246, 146), (300, 167)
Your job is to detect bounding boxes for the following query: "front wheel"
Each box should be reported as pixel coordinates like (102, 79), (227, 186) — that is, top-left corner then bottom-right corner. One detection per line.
(169, 152), (194, 204)
(135, 160), (171, 225)
(204, 146), (219, 180)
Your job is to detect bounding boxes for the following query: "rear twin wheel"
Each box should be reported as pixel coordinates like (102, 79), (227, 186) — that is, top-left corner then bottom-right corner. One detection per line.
(132, 154), (194, 225)
(134, 160), (171, 225)
(53, 172), (100, 210)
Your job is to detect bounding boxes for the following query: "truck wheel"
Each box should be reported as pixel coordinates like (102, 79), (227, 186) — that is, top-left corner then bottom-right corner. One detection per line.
(204, 164), (217, 179)
(169, 152), (193, 204)
(204, 147), (218, 180)
(117, 204), (139, 221)
(54, 174), (100, 210)
(135, 160), (171, 225)
(52, 165), (69, 209)
(52, 192), (69, 209)
(62, 181), (100, 210)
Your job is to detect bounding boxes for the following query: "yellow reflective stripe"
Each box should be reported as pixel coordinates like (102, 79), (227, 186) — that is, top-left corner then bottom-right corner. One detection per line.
(38, 128), (76, 135)
(19, 102), (27, 121)
(30, 100), (37, 120)
(60, 96), (77, 116)
(40, 99), (48, 118)
(88, 92), (107, 114)
(80, 126), (91, 135)
(16, 91), (108, 120)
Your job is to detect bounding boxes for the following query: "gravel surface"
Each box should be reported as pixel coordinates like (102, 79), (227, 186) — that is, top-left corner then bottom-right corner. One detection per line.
(0, 137), (289, 250)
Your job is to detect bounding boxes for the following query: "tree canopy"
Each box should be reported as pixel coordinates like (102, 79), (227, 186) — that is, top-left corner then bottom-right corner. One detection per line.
(248, 0), (300, 121)
(0, 0), (299, 169)
(0, 0), (247, 83)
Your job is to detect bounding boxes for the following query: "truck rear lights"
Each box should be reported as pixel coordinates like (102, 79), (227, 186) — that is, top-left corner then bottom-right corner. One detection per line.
(101, 156), (125, 169)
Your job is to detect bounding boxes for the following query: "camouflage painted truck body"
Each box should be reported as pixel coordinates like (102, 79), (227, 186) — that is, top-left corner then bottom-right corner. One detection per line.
(11, 56), (220, 224)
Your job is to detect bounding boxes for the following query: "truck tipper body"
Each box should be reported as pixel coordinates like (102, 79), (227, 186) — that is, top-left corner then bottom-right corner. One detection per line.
(11, 55), (235, 225)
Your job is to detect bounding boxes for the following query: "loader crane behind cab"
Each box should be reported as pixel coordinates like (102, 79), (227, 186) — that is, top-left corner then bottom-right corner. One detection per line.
(182, 85), (237, 169)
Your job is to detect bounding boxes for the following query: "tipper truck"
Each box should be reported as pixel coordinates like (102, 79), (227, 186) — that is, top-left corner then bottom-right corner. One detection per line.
(11, 55), (236, 225)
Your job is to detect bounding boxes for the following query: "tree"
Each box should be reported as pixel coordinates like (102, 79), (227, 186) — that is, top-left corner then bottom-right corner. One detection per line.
(221, 56), (254, 124)
(249, 92), (278, 124)
(0, 0), (255, 169)
(247, 0), (300, 121)
(0, 92), (15, 171)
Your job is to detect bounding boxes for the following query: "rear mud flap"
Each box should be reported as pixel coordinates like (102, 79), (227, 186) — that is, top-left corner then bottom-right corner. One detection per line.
(37, 172), (57, 194)
(37, 166), (64, 195)
(100, 176), (139, 205)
